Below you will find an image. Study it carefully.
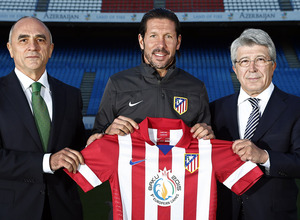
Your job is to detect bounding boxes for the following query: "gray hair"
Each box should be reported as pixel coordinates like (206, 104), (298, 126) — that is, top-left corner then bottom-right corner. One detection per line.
(230, 28), (276, 67)
(8, 16), (53, 44)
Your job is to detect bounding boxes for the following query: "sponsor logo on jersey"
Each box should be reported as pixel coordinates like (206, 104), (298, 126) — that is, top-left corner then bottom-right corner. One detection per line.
(129, 159), (146, 166)
(147, 167), (182, 207)
(129, 100), (143, 107)
(173, 96), (188, 115)
(185, 153), (199, 173)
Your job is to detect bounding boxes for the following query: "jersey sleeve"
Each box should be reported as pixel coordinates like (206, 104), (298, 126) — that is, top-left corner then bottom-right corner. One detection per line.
(64, 135), (119, 192)
(211, 139), (263, 195)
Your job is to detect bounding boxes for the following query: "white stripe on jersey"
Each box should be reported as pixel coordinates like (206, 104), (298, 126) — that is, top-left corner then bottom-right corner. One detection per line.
(148, 129), (183, 146)
(171, 146), (185, 220)
(145, 129), (187, 220)
(223, 161), (257, 189)
(170, 130), (183, 146)
(77, 164), (102, 187)
(148, 128), (157, 144)
(118, 135), (133, 220)
(196, 139), (212, 219)
(145, 142), (159, 220)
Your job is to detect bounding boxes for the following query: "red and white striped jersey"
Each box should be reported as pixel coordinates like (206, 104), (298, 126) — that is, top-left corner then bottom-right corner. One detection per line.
(65, 117), (263, 220)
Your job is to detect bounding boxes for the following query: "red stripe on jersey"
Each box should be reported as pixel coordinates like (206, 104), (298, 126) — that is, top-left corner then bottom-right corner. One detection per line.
(131, 138), (146, 219)
(158, 148), (172, 220)
(209, 172), (218, 220)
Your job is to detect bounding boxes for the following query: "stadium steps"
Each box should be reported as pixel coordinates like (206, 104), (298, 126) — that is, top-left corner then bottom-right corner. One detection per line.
(281, 41), (300, 68)
(154, 0), (166, 8)
(278, 0), (294, 11)
(80, 72), (96, 115)
(35, 0), (49, 12)
(230, 71), (240, 93)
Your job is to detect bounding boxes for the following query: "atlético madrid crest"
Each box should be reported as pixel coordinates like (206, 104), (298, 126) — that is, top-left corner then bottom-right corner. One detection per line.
(185, 153), (199, 173)
(174, 96), (188, 115)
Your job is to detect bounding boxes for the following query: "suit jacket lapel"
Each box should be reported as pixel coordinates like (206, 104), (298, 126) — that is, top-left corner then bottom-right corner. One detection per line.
(47, 76), (66, 152)
(252, 87), (287, 142)
(1, 72), (42, 150)
(229, 93), (241, 140)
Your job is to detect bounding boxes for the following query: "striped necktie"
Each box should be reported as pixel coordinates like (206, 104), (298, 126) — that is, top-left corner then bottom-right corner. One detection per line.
(31, 82), (51, 152)
(244, 98), (260, 140)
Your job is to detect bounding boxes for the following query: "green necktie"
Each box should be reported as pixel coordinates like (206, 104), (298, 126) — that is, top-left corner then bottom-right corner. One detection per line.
(31, 82), (51, 152)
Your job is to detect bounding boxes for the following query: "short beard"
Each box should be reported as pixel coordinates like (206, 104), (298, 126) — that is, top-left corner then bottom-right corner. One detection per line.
(144, 50), (174, 70)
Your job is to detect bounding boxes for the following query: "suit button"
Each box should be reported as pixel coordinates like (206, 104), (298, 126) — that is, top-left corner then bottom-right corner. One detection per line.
(40, 190), (45, 195)
(23, 177), (35, 183)
(278, 171), (287, 176)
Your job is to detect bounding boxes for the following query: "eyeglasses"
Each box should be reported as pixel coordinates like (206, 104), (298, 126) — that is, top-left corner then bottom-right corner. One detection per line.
(235, 57), (273, 67)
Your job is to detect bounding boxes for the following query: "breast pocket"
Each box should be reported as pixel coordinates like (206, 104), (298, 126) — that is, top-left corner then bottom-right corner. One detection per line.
(165, 90), (202, 126)
(115, 90), (150, 122)
(0, 188), (14, 205)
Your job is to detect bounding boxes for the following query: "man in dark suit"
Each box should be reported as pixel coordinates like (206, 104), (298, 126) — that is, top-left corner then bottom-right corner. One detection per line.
(210, 28), (300, 220)
(0, 17), (86, 219)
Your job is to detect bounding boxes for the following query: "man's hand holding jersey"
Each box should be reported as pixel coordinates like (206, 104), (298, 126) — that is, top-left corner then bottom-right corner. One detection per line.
(50, 148), (85, 174)
(232, 139), (269, 164)
(190, 123), (215, 140)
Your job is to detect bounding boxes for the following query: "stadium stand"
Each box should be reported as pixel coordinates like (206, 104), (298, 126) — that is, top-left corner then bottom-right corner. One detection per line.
(47, 0), (102, 12)
(166, 0), (225, 12)
(0, 1), (299, 116)
(295, 41), (300, 60)
(0, 0), (37, 11)
(101, 0), (153, 12)
(1, 30), (299, 116)
(224, 0), (280, 11)
(293, 0), (300, 9)
(1, 0), (300, 12)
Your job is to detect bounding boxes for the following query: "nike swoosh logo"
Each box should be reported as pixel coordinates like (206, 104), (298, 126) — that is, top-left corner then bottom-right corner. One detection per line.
(129, 100), (143, 107)
(129, 159), (146, 166)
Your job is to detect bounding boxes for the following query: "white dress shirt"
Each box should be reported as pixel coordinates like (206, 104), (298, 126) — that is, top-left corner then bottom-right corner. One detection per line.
(237, 82), (274, 169)
(15, 68), (54, 173)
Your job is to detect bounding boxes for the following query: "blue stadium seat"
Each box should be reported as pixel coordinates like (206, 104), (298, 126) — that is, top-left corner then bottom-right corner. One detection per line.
(1, 35), (299, 115)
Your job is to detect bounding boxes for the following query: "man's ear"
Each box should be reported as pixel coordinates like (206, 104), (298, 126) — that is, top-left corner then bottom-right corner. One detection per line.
(7, 42), (14, 58)
(176, 34), (182, 50)
(138, 34), (144, 50)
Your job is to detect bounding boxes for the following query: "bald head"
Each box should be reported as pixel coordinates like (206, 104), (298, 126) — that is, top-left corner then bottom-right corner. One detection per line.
(8, 17), (53, 44)
(7, 16), (54, 80)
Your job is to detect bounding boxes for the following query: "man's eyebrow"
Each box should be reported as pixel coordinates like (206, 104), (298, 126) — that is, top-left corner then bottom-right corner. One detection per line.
(18, 34), (30, 40)
(17, 34), (47, 40)
(36, 34), (47, 40)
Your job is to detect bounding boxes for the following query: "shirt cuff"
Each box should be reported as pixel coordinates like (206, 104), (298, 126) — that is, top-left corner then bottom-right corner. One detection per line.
(260, 150), (270, 174)
(43, 153), (54, 174)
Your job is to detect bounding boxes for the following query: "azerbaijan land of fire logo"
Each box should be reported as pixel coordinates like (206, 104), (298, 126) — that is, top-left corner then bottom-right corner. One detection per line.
(148, 167), (182, 206)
